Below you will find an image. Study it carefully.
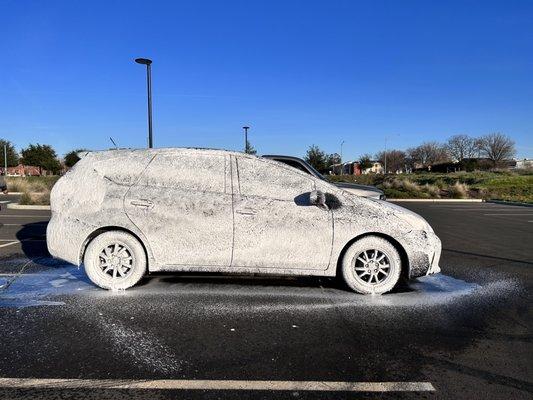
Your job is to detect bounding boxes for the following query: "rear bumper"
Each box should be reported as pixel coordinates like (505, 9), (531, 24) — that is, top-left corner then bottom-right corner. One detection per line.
(47, 213), (95, 266)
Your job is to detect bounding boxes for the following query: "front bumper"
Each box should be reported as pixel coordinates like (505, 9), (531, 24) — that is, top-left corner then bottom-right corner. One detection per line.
(427, 237), (442, 275)
(402, 230), (442, 278)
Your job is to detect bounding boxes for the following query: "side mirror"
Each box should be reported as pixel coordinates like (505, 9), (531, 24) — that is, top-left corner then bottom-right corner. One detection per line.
(310, 190), (328, 210)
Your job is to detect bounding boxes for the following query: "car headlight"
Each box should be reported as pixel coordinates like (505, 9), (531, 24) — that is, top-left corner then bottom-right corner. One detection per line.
(398, 212), (433, 233)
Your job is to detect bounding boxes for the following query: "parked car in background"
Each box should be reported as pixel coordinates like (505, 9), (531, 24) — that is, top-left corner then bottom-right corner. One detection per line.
(262, 155), (386, 200)
(47, 148), (440, 294)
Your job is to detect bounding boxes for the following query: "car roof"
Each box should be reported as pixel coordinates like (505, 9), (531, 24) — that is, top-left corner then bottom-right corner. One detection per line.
(83, 147), (257, 159)
(83, 148), (319, 179)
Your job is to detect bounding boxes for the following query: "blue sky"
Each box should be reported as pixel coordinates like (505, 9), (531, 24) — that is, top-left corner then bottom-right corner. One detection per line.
(1, 0), (532, 159)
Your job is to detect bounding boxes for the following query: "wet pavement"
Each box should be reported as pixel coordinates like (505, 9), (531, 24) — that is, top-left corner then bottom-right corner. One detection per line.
(0, 200), (532, 399)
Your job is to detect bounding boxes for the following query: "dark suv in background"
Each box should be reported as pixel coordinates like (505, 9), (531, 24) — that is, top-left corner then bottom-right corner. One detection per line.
(263, 155), (386, 200)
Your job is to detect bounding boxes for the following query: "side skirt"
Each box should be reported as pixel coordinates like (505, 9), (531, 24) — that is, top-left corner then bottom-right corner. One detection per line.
(149, 264), (336, 277)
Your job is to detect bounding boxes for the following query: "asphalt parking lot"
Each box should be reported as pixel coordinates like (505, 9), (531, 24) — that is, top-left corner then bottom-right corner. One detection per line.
(0, 198), (532, 399)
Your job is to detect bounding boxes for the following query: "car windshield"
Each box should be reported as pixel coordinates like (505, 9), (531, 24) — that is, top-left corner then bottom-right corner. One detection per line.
(301, 159), (328, 181)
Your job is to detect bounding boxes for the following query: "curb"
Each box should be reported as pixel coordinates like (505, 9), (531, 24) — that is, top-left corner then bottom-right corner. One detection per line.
(5, 192), (23, 195)
(6, 203), (51, 211)
(389, 199), (484, 203)
(486, 200), (533, 207)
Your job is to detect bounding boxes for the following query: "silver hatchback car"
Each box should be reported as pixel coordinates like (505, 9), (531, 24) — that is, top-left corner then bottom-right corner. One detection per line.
(47, 148), (441, 294)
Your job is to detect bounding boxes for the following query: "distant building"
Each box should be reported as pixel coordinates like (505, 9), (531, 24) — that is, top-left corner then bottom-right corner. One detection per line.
(515, 159), (533, 170)
(331, 160), (383, 175)
(1, 164), (48, 176)
(363, 161), (383, 174)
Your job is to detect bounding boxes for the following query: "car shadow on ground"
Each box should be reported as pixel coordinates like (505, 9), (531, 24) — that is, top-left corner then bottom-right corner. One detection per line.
(15, 222), (50, 264)
(141, 272), (415, 294)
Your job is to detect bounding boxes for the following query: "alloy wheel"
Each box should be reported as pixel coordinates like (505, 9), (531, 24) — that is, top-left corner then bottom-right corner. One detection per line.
(98, 243), (134, 279)
(353, 249), (391, 285)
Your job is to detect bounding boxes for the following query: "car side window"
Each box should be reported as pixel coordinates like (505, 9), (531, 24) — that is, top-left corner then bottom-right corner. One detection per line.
(142, 152), (226, 193)
(237, 157), (314, 200)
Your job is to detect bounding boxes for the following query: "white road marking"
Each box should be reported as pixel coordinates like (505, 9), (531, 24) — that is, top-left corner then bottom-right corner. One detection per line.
(0, 239), (45, 248)
(0, 241), (19, 248)
(0, 238), (46, 241)
(0, 215), (50, 218)
(1, 223), (48, 226)
(0, 201), (10, 204)
(449, 208), (514, 211)
(484, 213), (533, 216)
(0, 378), (435, 392)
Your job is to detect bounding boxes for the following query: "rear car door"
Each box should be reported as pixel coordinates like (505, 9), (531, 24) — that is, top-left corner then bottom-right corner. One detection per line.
(231, 156), (333, 270)
(124, 150), (233, 267)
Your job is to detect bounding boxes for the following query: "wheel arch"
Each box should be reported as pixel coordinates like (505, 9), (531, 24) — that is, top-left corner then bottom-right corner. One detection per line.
(336, 232), (410, 280)
(79, 226), (151, 268)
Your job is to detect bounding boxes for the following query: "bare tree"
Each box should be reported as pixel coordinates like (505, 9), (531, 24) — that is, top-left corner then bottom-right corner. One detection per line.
(446, 135), (479, 161)
(477, 133), (515, 167)
(407, 142), (450, 168)
(376, 150), (406, 173)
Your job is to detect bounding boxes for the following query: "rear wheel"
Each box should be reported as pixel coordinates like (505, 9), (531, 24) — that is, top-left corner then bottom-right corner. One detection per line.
(84, 231), (146, 290)
(341, 236), (402, 294)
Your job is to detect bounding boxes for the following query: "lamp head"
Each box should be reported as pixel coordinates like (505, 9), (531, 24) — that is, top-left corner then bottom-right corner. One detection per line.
(135, 58), (152, 65)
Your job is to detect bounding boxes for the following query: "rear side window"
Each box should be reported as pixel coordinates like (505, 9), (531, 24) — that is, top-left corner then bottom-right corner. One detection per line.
(94, 152), (153, 186)
(141, 152), (226, 193)
(237, 157), (314, 200)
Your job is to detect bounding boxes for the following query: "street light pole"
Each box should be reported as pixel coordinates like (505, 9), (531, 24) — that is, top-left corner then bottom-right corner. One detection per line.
(3, 145), (7, 174)
(243, 126), (250, 153)
(340, 140), (345, 175)
(384, 137), (387, 175)
(135, 58), (153, 148)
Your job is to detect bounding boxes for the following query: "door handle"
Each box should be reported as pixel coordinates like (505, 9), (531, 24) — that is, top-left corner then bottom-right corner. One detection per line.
(130, 199), (154, 208)
(236, 208), (257, 216)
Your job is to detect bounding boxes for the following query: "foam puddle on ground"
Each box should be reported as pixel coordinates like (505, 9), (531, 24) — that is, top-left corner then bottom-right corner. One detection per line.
(0, 260), (95, 308)
(0, 258), (517, 310)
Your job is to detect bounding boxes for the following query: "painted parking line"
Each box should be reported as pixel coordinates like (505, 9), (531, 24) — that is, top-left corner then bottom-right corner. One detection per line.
(0, 378), (435, 392)
(483, 213), (533, 216)
(0, 215), (50, 218)
(449, 209), (517, 211)
(1, 223), (48, 226)
(0, 239), (46, 248)
(0, 241), (19, 248)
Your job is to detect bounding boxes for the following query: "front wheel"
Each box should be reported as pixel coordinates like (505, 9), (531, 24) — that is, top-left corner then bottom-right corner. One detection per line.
(341, 236), (402, 294)
(84, 231), (146, 290)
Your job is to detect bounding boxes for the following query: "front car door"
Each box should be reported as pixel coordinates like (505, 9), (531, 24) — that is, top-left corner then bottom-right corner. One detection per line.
(231, 156), (333, 270)
(124, 150), (233, 268)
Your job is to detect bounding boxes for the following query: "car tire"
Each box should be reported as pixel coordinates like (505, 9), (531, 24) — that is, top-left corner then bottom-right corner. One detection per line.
(84, 231), (146, 290)
(341, 236), (402, 294)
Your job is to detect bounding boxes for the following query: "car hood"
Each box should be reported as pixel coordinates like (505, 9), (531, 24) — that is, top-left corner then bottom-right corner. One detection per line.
(334, 182), (384, 194)
(339, 191), (432, 232)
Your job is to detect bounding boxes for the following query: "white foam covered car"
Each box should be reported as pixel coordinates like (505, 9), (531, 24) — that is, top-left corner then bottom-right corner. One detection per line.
(47, 148), (441, 294)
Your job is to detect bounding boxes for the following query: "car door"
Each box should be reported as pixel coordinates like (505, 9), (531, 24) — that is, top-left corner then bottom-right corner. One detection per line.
(124, 150), (233, 267)
(231, 155), (333, 270)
